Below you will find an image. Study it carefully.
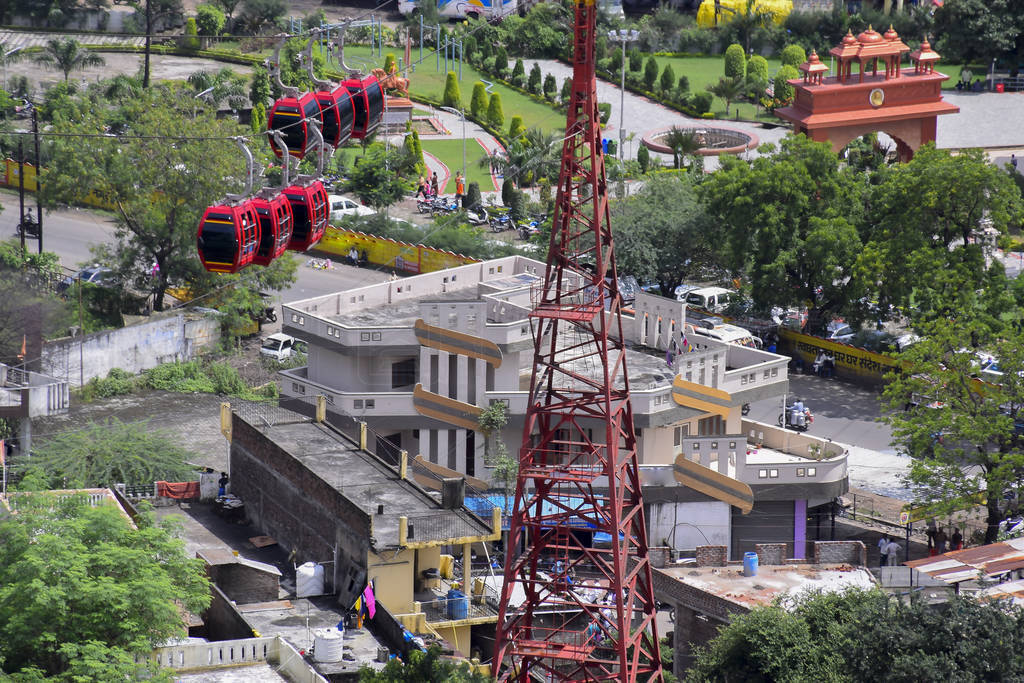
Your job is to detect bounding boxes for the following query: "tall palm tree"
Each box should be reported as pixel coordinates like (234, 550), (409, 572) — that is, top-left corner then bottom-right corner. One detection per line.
(662, 126), (701, 170)
(708, 76), (747, 117)
(34, 38), (105, 85)
(479, 127), (562, 187)
(187, 68), (248, 112)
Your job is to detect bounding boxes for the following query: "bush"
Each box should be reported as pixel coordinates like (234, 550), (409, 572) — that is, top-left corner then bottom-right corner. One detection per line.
(510, 58), (526, 86)
(486, 92), (504, 129)
(502, 177), (515, 206)
(780, 44), (807, 68)
(597, 102), (611, 124)
(608, 48), (622, 73)
(643, 56), (659, 90)
(637, 144), (650, 173)
(527, 62), (542, 94)
(181, 17), (200, 51)
(628, 49), (643, 72)
(508, 114), (525, 140)
(80, 368), (136, 401)
(195, 4), (225, 36)
(462, 35), (477, 61)
(470, 81), (488, 119)
(724, 43), (746, 79)
(442, 71), (461, 108)
(677, 74), (690, 94)
(493, 47), (508, 77)
(659, 63), (675, 93)
(774, 64), (799, 103)
(560, 76), (572, 103)
(748, 54), (768, 83)
(465, 181), (482, 209)
(543, 72), (557, 100)
(690, 90), (713, 115)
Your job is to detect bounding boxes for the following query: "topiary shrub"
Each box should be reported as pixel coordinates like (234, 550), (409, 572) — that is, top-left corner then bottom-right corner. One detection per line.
(442, 71), (462, 108)
(780, 44), (807, 68)
(643, 56), (659, 90)
(660, 63), (675, 93)
(470, 81), (488, 119)
(690, 90), (714, 115)
(774, 64), (799, 103)
(527, 62), (542, 94)
(724, 43), (746, 79)
(637, 144), (650, 173)
(487, 92), (504, 129)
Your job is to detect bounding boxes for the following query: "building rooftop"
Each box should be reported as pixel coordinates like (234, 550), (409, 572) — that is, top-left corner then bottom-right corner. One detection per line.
(243, 419), (493, 548)
(905, 537), (1024, 585)
(172, 663), (289, 682)
(657, 561), (876, 610)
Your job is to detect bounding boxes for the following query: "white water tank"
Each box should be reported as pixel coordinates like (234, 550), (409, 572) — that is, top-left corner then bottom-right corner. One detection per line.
(295, 562), (324, 597)
(313, 628), (345, 662)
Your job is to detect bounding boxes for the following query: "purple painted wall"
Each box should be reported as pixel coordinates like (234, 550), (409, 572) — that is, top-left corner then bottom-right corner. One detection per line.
(793, 499), (807, 559)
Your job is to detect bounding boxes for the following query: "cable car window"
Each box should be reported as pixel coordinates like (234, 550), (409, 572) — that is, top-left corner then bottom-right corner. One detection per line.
(200, 218), (237, 262)
(272, 106), (304, 151)
(303, 97), (321, 121)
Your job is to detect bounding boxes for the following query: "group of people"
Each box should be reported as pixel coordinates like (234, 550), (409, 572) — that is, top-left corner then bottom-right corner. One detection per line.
(414, 171), (467, 206)
(812, 351), (836, 377)
(877, 535), (903, 566)
(926, 520), (964, 556)
(346, 247), (368, 267)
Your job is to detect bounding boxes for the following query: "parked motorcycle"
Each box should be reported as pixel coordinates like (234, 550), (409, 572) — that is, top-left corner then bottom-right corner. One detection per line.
(466, 205), (489, 226)
(779, 402), (813, 431)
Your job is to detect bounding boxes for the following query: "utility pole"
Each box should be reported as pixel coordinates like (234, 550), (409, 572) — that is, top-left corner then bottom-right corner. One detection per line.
(608, 29), (639, 158)
(32, 107), (42, 253)
(17, 140), (24, 252)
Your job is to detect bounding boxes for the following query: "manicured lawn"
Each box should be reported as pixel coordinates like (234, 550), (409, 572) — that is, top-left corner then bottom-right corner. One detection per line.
(647, 54), (784, 121)
(420, 138), (496, 192)
(319, 45), (566, 135)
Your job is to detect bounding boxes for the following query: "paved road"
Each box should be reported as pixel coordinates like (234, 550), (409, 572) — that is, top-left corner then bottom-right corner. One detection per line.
(0, 190), (388, 303)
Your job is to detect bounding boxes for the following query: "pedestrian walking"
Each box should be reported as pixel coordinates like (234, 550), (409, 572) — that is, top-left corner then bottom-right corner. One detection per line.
(934, 527), (948, 554)
(885, 539), (902, 566)
(430, 172), (439, 197)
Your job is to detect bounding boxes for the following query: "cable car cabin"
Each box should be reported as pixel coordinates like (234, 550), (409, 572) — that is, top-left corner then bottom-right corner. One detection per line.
(282, 181), (329, 252)
(343, 75), (384, 139)
(197, 202), (260, 273)
(267, 92), (322, 159)
(250, 194), (294, 266)
(314, 86), (355, 148)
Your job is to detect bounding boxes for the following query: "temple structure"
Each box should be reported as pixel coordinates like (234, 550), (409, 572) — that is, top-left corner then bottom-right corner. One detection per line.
(774, 27), (959, 161)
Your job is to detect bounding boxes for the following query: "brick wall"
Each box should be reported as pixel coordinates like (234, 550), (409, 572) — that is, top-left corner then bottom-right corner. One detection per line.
(207, 564), (279, 605)
(813, 540), (866, 566)
(695, 545), (727, 567)
(202, 585), (255, 641)
(649, 546), (670, 568)
(230, 415), (372, 607)
(755, 543), (787, 566)
(672, 603), (735, 678)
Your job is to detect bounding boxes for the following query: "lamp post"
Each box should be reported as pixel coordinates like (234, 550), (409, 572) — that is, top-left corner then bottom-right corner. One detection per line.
(438, 106), (466, 180)
(607, 29), (638, 158)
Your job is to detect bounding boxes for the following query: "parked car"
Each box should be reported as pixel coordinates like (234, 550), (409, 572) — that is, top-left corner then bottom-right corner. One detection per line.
(56, 266), (118, 296)
(328, 194), (375, 221)
(682, 286), (738, 313)
(260, 333), (307, 362)
(826, 321), (856, 344)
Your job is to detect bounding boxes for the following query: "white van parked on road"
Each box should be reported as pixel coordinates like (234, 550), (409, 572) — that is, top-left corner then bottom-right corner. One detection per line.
(684, 286), (738, 314)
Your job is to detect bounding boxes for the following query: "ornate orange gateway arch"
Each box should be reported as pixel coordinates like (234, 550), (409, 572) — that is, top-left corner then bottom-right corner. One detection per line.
(775, 27), (959, 162)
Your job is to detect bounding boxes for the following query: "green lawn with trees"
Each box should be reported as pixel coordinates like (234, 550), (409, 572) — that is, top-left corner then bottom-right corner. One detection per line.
(419, 138), (494, 192)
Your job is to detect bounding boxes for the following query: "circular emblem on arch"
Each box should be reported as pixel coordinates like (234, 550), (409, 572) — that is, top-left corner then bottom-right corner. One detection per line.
(869, 88), (885, 108)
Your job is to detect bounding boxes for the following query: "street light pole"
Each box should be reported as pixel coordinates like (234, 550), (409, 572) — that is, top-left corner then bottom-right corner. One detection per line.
(608, 29), (638, 159)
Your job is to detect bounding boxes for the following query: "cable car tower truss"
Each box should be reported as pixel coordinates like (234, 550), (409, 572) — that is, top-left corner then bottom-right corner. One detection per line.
(492, 0), (663, 679)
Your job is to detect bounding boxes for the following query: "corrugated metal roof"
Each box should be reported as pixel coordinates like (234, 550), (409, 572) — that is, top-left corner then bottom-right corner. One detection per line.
(905, 538), (1024, 584)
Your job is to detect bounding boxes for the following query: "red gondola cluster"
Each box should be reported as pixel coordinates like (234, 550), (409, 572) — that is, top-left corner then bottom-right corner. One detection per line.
(197, 32), (385, 274)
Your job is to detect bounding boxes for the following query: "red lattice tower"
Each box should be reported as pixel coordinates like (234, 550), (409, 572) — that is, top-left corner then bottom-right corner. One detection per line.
(492, 0), (663, 679)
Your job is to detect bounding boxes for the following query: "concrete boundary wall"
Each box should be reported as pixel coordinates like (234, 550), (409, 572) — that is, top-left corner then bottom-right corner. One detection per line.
(42, 314), (220, 387)
(140, 636), (327, 682)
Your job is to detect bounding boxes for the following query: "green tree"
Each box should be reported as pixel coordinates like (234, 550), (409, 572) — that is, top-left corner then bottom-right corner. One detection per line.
(0, 499), (211, 678)
(543, 72), (557, 100)
(507, 114), (525, 140)
(26, 417), (195, 488)
(881, 320), (1024, 544)
(637, 144), (650, 173)
(510, 58), (526, 87)
(345, 143), (411, 211)
(464, 181), (482, 210)
(560, 76), (572, 104)
(700, 135), (865, 330)
(773, 64), (798, 103)
(662, 125), (702, 170)
(212, 0), (241, 30)
(643, 55), (659, 90)
(691, 588), (1024, 682)
(470, 81), (488, 120)
(689, 90), (713, 114)
(501, 177), (515, 206)
(659, 63), (676, 93)
(724, 42), (746, 79)
(677, 74), (690, 94)
(477, 400), (508, 464)
(780, 43), (807, 68)
(250, 100), (266, 133)
(855, 145), (1024, 320)
(238, 0), (285, 34)
(708, 76), (746, 116)
(442, 70), (461, 109)
(359, 645), (489, 682)
(486, 92), (504, 130)
(933, 0), (1024, 66)
(249, 64), (272, 107)
(40, 86), (255, 311)
(482, 127), (561, 188)
(611, 173), (714, 296)
(527, 62), (542, 94)
(33, 37), (106, 85)
(493, 46), (508, 78)
(195, 3), (225, 36)
(188, 66), (248, 112)
(628, 48), (642, 72)
(181, 16), (200, 51)
(747, 54), (768, 82)
(608, 47), (623, 73)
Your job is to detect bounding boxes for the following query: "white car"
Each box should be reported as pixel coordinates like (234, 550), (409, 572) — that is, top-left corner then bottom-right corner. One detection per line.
(260, 333), (307, 362)
(328, 194), (375, 221)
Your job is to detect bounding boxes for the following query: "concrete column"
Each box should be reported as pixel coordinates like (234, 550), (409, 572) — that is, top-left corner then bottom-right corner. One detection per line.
(456, 354), (469, 403)
(463, 542), (472, 593)
(455, 428), (466, 474)
(793, 499), (807, 560)
(18, 417), (31, 457)
(438, 351), (450, 399)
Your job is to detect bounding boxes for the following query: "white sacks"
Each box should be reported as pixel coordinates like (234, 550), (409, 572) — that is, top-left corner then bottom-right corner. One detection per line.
(296, 562), (325, 598)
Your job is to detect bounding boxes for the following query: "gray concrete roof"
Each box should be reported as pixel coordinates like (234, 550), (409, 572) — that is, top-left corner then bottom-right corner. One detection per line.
(258, 421), (492, 547)
(173, 663), (288, 682)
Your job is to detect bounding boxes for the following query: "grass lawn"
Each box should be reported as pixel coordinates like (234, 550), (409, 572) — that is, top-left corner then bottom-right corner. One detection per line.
(319, 45), (566, 135)
(420, 138), (496, 192)
(647, 54), (784, 121)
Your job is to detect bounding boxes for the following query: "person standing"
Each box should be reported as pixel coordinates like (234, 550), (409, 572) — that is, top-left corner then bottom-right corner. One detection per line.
(934, 527), (948, 554)
(430, 172), (439, 197)
(455, 172), (465, 207)
(878, 535), (889, 568)
(951, 528), (963, 551)
(885, 539), (902, 566)
(218, 472), (229, 497)
(926, 519), (937, 556)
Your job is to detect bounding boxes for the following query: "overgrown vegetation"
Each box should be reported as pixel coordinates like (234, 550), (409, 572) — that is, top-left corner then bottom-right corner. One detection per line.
(76, 359), (277, 403)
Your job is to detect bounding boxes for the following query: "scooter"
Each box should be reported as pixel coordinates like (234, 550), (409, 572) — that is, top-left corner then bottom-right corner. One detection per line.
(466, 205), (489, 226)
(779, 403), (813, 432)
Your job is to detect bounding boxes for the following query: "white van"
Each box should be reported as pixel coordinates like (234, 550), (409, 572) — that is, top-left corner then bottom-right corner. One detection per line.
(690, 323), (762, 349)
(260, 333), (308, 362)
(684, 286), (737, 313)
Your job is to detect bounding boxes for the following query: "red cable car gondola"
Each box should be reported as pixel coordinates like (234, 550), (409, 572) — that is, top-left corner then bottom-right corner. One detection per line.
(343, 74), (384, 139)
(197, 202), (260, 273)
(283, 181), (329, 252)
(267, 92), (322, 160)
(250, 193), (294, 266)
(314, 85), (355, 148)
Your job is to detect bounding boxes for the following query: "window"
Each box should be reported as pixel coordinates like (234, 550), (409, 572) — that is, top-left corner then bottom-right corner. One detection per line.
(692, 442), (700, 450)
(429, 430), (438, 464)
(372, 332), (382, 341)
(354, 399), (364, 409)
(698, 415), (725, 436)
(360, 332), (370, 341)
(448, 312), (458, 327)
(366, 399), (375, 409)
(771, 367), (779, 377)
(468, 359), (476, 405)
(448, 355), (458, 399)
(447, 429), (457, 470)
(729, 442), (736, 449)
(741, 374), (748, 385)
(796, 468), (805, 477)
(674, 424), (689, 447)
(292, 382), (305, 394)
(807, 467), (816, 477)
(429, 355), (439, 393)
(769, 469), (779, 478)
(392, 358), (416, 388)
(711, 442), (718, 449)
(486, 363), (495, 391)
(758, 469), (768, 478)
(763, 369), (770, 379)
(488, 267), (494, 274)
(466, 313), (477, 330)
